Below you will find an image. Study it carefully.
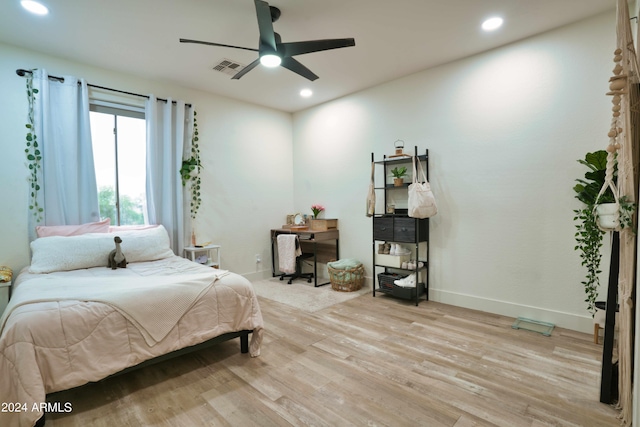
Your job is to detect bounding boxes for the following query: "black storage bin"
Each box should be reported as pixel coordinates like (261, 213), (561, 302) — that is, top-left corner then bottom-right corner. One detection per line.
(377, 272), (406, 292)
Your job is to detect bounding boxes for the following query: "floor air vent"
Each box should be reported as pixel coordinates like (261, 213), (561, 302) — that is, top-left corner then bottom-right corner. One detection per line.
(213, 59), (245, 76)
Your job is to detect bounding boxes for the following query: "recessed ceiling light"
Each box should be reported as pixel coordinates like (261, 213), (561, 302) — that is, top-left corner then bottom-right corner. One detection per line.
(300, 89), (313, 98)
(21, 0), (49, 15)
(482, 17), (503, 31)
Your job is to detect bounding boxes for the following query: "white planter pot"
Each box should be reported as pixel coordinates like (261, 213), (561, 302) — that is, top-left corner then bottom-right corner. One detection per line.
(596, 203), (619, 230)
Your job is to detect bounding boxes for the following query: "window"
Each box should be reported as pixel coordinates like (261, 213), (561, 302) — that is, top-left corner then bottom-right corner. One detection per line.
(90, 103), (147, 226)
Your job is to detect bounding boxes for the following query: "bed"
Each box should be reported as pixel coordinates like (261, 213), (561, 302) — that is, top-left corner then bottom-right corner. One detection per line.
(0, 225), (264, 427)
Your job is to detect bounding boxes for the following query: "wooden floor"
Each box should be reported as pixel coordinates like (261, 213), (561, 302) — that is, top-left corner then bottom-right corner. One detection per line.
(45, 292), (620, 426)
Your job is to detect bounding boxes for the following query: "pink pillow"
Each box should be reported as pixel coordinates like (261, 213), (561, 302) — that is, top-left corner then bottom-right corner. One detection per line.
(35, 219), (111, 238)
(109, 224), (159, 233)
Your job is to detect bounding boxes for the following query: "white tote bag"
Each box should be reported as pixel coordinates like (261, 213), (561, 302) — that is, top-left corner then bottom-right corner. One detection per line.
(366, 161), (376, 217)
(408, 156), (437, 218)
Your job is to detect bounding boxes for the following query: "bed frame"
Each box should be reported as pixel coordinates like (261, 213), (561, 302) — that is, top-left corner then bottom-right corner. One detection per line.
(35, 329), (253, 426)
(107, 329), (252, 378)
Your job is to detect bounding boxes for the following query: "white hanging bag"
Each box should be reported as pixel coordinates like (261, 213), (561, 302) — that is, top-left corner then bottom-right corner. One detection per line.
(366, 161), (376, 217)
(408, 156), (437, 218)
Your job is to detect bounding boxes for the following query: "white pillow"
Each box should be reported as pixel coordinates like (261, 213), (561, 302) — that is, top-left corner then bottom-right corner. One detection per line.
(30, 225), (174, 273)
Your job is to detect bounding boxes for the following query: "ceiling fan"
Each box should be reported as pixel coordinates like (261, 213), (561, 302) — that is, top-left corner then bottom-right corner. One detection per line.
(180, 0), (356, 81)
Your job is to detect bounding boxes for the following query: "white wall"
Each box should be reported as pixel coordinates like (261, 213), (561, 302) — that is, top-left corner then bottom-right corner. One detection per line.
(0, 42), (293, 279)
(292, 11), (616, 333)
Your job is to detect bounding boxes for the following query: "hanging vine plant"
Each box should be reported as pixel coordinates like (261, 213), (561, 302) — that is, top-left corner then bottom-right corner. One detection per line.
(25, 70), (43, 223)
(180, 110), (202, 219)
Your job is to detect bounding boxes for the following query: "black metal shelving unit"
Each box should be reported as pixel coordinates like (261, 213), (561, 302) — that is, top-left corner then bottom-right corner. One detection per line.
(371, 146), (430, 306)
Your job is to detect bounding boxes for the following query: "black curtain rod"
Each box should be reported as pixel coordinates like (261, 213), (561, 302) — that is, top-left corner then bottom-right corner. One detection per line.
(15, 69), (191, 107)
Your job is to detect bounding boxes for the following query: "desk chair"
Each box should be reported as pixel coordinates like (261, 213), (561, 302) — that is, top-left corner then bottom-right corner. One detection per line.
(276, 234), (314, 284)
(280, 253), (314, 284)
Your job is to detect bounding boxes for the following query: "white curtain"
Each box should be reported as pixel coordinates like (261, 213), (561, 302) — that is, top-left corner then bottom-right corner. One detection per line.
(30, 69), (99, 236)
(145, 96), (192, 255)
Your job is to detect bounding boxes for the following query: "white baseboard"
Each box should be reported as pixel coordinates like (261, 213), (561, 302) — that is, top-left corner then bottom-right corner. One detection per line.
(429, 288), (593, 334)
(241, 269), (274, 282)
(364, 274), (592, 333)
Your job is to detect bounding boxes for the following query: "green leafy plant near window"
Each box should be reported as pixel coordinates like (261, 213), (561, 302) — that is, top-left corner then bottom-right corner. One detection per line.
(181, 110), (202, 219)
(573, 150), (635, 315)
(24, 70), (43, 223)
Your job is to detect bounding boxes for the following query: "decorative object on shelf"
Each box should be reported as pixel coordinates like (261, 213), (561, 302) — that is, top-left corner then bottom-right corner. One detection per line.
(386, 203), (395, 214)
(408, 155), (437, 218)
(311, 204), (325, 219)
(310, 218), (337, 231)
(390, 166), (407, 186)
(392, 139), (405, 156)
(24, 69), (43, 223)
(389, 139), (411, 159)
(180, 110), (202, 219)
(291, 213), (308, 230)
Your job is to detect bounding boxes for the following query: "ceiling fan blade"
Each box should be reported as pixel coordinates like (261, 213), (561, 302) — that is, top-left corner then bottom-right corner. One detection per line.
(281, 57), (319, 81)
(281, 38), (356, 57)
(231, 58), (260, 80)
(180, 38), (258, 53)
(254, 0), (277, 52)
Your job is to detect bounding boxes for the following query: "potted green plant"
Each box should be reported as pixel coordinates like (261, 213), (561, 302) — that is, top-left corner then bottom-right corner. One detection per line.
(180, 110), (202, 219)
(391, 166), (407, 187)
(573, 150), (610, 315)
(572, 150), (636, 314)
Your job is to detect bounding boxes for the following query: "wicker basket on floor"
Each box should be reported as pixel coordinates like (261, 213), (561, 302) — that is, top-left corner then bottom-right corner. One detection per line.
(328, 263), (365, 292)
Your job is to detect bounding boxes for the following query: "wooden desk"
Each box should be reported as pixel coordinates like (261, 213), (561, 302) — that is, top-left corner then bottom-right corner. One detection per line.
(270, 228), (340, 287)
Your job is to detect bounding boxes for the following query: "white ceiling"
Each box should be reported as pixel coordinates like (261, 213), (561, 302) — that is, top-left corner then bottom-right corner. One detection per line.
(0, 0), (614, 113)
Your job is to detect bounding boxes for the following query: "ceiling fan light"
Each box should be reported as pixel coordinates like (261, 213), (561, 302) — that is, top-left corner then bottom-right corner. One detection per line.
(21, 0), (49, 15)
(260, 54), (282, 68)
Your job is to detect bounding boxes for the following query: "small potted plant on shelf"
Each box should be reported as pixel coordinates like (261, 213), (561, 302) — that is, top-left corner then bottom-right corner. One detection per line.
(391, 166), (407, 187)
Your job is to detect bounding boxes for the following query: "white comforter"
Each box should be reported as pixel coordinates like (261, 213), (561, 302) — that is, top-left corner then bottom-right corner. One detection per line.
(0, 256), (264, 427)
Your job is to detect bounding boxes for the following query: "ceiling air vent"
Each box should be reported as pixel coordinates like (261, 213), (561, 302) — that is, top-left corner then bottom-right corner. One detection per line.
(213, 59), (246, 77)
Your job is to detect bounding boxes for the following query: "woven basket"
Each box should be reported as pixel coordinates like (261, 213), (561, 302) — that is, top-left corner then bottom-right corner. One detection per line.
(328, 263), (364, 292)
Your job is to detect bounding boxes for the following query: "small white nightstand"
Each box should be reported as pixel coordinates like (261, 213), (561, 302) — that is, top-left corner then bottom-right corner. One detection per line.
(0, 281), (11, 316)
(184, 244), (221, 269)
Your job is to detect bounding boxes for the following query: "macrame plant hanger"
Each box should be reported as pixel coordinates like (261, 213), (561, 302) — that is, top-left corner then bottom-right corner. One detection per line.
(593, 139), (621, 231)
(599, 2), (639, 425)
